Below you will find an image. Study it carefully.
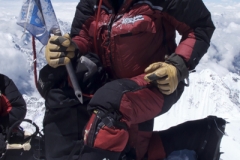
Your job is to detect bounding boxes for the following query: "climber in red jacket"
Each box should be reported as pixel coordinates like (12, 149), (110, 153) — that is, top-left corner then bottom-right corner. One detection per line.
(43, 0), (217, 159)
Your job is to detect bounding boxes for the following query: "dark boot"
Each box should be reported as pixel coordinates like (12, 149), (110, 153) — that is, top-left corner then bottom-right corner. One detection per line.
(158, 116), (226, 160)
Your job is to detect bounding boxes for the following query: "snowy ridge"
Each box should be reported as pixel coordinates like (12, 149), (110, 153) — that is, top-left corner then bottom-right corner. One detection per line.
(154, 69), (240, 129)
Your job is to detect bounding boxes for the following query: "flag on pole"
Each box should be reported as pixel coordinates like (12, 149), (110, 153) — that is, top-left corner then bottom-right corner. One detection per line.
(17, 0), (83, 103)
(17, 0), (61, 45)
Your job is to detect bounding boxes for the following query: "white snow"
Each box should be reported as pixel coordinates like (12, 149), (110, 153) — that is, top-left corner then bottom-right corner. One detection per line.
(0, 0), (240, 159)
(154, 69), (240, 159)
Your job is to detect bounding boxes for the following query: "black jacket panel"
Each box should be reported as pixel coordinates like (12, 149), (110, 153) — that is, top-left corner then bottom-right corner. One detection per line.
(0, 74), (26, 126)
(163, 0), (215, 69)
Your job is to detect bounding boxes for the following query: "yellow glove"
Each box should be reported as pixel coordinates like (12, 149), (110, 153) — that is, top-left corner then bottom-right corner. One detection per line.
(144, 62), (178, 95)
(45, 33), (76, 68)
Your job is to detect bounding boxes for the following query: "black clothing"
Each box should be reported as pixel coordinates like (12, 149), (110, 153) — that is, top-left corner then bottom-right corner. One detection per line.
(0, 74), (26, 127)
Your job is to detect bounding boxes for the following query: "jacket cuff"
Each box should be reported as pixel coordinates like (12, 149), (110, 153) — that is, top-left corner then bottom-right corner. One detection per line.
(165, 53), (189, 82)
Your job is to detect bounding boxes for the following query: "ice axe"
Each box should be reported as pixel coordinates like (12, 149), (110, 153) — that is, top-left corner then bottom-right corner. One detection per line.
(80, 56), (98, 82)
(66, 62), (84, 104)
(52, 29), (84, 103)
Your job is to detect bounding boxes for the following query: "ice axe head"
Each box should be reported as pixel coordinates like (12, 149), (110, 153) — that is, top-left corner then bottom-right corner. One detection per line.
(80, 56), (98, 82)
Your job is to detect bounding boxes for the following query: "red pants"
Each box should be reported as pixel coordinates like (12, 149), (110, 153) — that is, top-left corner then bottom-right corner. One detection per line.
(84, 79), (185, 159)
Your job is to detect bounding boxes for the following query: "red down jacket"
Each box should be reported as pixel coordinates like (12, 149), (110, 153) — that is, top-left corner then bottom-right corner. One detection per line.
(70, 0), (215, 159)
(71, 0), (215, 80)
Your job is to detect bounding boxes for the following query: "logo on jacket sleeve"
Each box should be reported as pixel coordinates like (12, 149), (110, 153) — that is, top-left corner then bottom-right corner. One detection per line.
(122, 15), (144, 24)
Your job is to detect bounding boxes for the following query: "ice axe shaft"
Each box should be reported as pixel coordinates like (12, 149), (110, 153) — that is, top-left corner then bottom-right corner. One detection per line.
(53, 29), (83, 104)
(66, 63), (83, 103)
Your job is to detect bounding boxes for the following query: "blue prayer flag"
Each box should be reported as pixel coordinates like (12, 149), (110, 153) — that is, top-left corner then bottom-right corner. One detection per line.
(17, 0), (61, 45)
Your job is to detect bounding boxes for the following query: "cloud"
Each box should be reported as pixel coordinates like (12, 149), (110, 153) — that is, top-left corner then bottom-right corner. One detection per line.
(194, 2), (240, 75)
(0, 16), (35, 94)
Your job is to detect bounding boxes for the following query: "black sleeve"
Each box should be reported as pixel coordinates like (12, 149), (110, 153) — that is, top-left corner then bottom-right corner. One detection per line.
(1, 74), (26, 126)
(70, 0), (96, 54)
(165, 53), (189, 82)
(70, 0), (95, 37)
(163, 0), (215, 70)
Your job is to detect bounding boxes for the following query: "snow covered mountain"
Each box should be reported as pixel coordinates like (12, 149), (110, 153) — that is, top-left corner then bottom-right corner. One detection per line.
(154, 69), (240, 159)
(0, 0), (240, 159)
